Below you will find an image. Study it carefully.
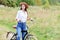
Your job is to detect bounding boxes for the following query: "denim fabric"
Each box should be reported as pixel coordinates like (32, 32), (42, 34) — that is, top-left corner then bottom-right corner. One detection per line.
(16, 22), (27, 40)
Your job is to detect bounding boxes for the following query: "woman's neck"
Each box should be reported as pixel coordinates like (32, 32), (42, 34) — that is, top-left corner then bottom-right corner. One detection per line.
(22, 9), (26, 12)
(22, 9), (25, 11)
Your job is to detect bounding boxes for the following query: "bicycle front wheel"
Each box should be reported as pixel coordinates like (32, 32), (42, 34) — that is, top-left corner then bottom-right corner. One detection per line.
(24, 34), (37, 40)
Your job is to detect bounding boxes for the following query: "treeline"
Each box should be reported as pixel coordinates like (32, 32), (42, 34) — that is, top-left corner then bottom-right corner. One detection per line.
(0, 0), (60, 7)
(0, 0), (34, 7)
(0, 0), (16, 7)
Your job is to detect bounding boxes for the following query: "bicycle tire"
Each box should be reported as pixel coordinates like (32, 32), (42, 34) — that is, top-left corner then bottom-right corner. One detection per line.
(6, 31), (17, 40)
(24, 34), (37, 40)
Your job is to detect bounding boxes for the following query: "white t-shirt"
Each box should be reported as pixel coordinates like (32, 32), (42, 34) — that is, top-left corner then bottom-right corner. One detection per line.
(16, 10), (27, 22)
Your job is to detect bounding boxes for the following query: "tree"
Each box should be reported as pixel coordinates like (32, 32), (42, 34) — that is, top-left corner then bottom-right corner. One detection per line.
(43, 0), (50, 8)
(34, 0), (42, 6)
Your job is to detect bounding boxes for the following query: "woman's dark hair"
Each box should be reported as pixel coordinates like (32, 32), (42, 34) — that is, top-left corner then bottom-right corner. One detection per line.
(20, 2), (28, 11)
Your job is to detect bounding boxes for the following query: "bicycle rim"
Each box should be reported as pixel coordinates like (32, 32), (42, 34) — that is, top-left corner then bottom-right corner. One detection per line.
(6, 31), (16, 40)
(24, 34), (37, 40)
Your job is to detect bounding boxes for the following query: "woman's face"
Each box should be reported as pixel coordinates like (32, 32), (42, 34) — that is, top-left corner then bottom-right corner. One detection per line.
(21, 4), (25, 10)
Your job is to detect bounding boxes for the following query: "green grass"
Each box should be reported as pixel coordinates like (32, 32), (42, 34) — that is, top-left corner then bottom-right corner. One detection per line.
(0, 6), (60, 40)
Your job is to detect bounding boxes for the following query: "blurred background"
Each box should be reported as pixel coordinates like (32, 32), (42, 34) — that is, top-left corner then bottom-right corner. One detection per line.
(0, 0), (60, 40)
(0, 0), (60, 8)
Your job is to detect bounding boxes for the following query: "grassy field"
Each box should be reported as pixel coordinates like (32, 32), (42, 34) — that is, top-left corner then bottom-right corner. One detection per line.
(0, 6), (60, 40)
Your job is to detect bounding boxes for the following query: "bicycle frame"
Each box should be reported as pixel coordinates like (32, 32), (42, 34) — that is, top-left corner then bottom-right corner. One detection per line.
(6, 25), (29, 40)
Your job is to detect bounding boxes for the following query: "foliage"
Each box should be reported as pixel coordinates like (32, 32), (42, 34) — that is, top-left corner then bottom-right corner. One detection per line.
(0, 0), (60, 7)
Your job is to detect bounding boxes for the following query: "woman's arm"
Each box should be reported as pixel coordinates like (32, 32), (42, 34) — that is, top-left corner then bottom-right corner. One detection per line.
(16, 11), (21, 22)
(27, 12), (33, 21)
(27, 16), (33, 21)
(27, 16), (31, 20)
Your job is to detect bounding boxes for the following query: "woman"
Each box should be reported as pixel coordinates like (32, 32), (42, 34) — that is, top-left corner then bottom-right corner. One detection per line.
(16, 2), (30, 40)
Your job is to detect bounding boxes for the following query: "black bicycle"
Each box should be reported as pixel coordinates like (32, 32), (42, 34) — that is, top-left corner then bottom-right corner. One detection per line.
(6, 25), (37, 40)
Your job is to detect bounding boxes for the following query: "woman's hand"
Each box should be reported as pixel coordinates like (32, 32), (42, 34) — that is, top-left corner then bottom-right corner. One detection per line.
(16, 19), (21, 22)
(13, 25), (17, 29)
(27, 17), (30, 20)
(27, 17), (34, 21)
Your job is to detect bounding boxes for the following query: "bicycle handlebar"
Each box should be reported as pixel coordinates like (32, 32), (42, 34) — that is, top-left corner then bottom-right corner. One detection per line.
(13, 18), (35, 29)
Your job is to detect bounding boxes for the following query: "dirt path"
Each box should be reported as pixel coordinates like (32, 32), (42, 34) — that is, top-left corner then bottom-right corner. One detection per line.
(0, 25), (8, 40)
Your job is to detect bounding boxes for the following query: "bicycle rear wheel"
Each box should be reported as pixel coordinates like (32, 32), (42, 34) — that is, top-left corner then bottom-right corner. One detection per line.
(24, 34), (37, 40)
(6, 31), (17, 40)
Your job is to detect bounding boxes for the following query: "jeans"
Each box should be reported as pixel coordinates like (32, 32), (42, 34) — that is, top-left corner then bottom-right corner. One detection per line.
(16, 22), (27, 40)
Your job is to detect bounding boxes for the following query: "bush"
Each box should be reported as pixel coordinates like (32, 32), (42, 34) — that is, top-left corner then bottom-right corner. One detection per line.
(16, 0), (35, 6)
(0, 0), (35, 7)
(42, 0), (50, 9)
(0, 0), (60, 7)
